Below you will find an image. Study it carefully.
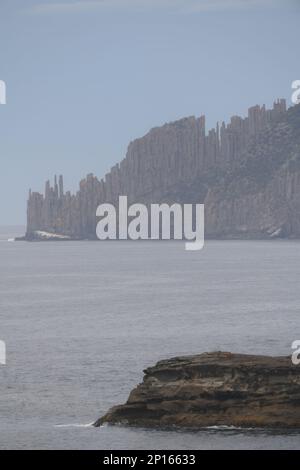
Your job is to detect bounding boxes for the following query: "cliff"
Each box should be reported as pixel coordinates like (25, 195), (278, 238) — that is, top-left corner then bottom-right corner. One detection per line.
(25, 99), (300, 239)
(95, 352), (300, 429)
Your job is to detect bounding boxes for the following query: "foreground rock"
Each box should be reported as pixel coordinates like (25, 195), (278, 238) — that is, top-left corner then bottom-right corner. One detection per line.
(95, 352), (300, 429)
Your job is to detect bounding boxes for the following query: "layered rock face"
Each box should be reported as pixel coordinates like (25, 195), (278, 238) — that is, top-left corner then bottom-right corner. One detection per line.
(95, 352), (300, 429)
(26, 99), (300, 239)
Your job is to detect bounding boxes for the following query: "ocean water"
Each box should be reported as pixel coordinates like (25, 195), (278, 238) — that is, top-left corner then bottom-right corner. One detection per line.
(0, 226), (299, 449)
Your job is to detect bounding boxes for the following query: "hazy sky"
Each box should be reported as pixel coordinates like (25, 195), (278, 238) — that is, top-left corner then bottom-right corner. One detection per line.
(0, 0), (299, 224)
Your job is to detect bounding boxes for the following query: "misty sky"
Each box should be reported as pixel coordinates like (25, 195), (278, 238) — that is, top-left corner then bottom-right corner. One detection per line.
(0, 0), (299, 224)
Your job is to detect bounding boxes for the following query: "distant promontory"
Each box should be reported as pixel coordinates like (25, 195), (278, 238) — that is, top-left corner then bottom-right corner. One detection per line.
(24, 100), (300, 240)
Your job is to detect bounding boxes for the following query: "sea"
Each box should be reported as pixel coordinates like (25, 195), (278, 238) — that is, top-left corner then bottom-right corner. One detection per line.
(0, 226), (299, 449)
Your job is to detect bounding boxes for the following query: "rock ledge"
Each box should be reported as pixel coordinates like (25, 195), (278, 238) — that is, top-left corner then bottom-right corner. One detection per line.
(95, 352), (300, 429)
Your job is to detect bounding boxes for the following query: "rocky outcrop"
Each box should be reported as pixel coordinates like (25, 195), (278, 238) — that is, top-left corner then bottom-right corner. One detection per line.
(25, 99), (300, 239)
(17, 230), (73, 241)
(205, 105), (300, 238)
(95, 352), (300, 429)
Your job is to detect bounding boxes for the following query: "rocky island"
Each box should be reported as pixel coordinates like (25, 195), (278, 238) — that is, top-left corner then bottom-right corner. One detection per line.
(95, 352), (300, 429)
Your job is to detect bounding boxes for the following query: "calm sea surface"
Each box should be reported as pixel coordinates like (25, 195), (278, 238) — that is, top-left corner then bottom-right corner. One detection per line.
(0, 226), (299, 449)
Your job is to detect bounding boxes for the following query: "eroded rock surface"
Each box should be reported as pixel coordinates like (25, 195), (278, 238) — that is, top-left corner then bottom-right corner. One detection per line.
(95, 352), (300, 429)
(25, 100), (300, 240)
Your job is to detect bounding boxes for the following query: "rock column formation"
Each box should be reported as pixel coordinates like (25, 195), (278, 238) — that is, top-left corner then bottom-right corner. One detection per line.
(26, 99), (300, 239)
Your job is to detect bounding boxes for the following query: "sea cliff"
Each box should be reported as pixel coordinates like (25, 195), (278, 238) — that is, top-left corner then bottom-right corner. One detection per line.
(25, 100), (300, 240)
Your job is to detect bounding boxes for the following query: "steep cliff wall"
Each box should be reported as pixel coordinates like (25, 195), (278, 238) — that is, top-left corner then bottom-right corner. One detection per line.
(26, 99), (300, 239)
(205, 103), (300, 238)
